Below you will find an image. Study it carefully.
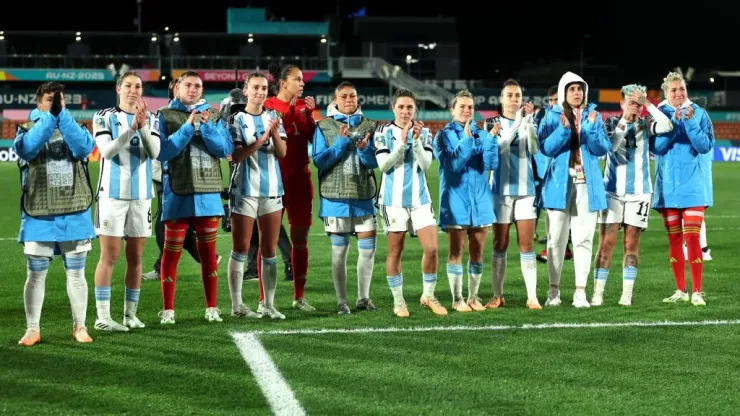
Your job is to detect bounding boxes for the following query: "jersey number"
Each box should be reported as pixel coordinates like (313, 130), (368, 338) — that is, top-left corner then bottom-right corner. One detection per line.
(636, 201), (649, 217)
(625, 130), (637, 150)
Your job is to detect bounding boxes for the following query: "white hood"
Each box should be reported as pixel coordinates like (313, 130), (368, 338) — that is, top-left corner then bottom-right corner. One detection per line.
(557, 71), (589, 109)
(326, 101), (363, 118)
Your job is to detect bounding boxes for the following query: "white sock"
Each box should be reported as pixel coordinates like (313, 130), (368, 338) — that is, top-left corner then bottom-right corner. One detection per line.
(422, 272), (437, 298)
(623, 267), (637, 295)
(593, 268), (609, 295)
(95, 285), (111, 321)
(228, 251), (246, 311)
(492, 251), (507, 297)
(467, 261), (483, 299)
(124, 287), (140, 317)
(24, 255), (50, 330)
(387, 273), (404, 305)
(446, 263), (463, 301)
(356, 237), (376, 300)
(261, 256), (278, 307)
(331, 234), (349, 304)
(700, 220), (708, 248)
(64, 252), (89, 327)
(520, 252), (537, 300)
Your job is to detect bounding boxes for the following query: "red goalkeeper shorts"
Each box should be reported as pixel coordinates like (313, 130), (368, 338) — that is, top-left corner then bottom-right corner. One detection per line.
(282, 172), (313, 228)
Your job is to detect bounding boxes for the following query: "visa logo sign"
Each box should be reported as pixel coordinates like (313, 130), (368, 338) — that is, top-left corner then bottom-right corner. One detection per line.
(716, 147), (740, 162)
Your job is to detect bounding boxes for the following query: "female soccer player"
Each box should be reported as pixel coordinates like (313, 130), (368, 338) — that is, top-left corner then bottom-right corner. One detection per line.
(537, 71), (610, 308)
(156, 71), (233, 324)
(227, 73), (288, 320)
(484, 79), (541, 310)
(376, 89), (446, 317)
(652, 71), (714, 306)
(591, 84), (673, 306)
(263, 64), (317, 312)
(433, 89), (498, 312)
(313, 81), (378, 315)
(92, 71), (160, 331)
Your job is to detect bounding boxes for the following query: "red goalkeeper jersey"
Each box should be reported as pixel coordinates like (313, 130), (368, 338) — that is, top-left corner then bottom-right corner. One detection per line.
(264, 96), (316, 177)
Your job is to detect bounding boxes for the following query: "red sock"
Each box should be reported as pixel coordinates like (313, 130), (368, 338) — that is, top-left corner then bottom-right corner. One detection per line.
(161, 220), (188, 310)
(661, 209), (686, 292)
(257, 249), (264, 302)
(293, 243), (308, 300)
(682, 208), (705, 292)
(194, 217), (220, 308)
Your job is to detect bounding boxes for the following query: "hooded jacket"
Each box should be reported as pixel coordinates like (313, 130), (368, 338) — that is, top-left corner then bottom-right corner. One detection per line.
(13, 108), (96, 246)
(651, 99), (714, 209)
(433, 119), (498, 228)
(312, 103), (378, 219)
(536, 71), (610, 212)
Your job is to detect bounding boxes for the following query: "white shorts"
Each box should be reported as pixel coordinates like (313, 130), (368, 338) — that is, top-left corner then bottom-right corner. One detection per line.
(24, 240), (92, 258)
(95, 197), (153, 238)
(379, 204), (436, 235)
(599, 193), (652, 229)
(323, 215), (377, 234)
(495, 195), (537, 224)
(231, 195), (283, 219)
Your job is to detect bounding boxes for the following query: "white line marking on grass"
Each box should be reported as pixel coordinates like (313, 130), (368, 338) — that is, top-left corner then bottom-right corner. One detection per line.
(231, 332), (306, 416)
(245, 319), (740, 336)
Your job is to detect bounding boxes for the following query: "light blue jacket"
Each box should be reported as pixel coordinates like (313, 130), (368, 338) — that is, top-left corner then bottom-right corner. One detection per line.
(13, 108), (96, 246)
(537, 102), (610, 212)
(433, 120), (498, 228)
(312, 105), (378, 219)
(651, 100), (714, 209)
(157, 99), (233, 221)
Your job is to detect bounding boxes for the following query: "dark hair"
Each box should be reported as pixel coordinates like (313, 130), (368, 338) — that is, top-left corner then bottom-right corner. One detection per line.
(334, 81), (356, 96)
(168, 79), (178, 99)
(561, 81), (585, 163)
(547, 85), (558, 97)
(117, 71), (142, 87)
(242, 71), (267, 89)
(391, 88), (416, 109)
(178, 70), (201, 82)
(502, 78), (520, 90)
(268, 63), (299, 97)
(35, 82), (64, 101)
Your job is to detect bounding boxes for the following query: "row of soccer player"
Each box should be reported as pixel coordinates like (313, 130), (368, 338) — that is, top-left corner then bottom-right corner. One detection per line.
(13, 65), (713, 345)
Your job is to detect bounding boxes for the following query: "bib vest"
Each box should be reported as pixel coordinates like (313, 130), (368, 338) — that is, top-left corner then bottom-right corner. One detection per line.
(160, 108), (223, 196)
(18, 121), (93, 217)
(317, 117), (377, 201)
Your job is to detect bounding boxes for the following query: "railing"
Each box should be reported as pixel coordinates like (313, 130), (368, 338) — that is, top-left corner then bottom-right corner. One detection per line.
(168, 56), (329, 71)
(337, 57), (453, 108)
(0, 54), (160, 70)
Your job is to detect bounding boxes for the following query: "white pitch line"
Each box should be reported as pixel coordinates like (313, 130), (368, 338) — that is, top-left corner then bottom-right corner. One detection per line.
(244, 319), (740, 336)
(231, 332), (306, 416)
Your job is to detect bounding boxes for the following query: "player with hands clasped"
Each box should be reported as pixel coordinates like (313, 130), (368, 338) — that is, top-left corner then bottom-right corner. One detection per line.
(537, 71), (610, 308)
(591, 84), (674, 306)
(312, 81), (379, 315)
(375, 89), (443, 317)
(433, 89), (498, 313)
(484, 79), (542, 310)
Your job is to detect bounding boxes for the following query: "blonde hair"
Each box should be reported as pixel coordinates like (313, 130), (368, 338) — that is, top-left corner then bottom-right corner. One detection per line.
(449, 89), (474, 109)
(661, 72), (686, 93)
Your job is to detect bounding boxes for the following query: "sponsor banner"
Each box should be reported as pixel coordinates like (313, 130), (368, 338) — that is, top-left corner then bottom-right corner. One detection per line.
(3, 109), (99, 121)
(0, 89), (115, 110)
(172, 69), (331, 83)
(715, 146), (740, 162)
(0, 68), (160, 82)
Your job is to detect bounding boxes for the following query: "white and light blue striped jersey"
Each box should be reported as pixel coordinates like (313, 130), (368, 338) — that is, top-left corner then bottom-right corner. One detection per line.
(232, 109), (287, 197)
(603, 116), (654, 195)
(93, 107), (158, 200)
(488, 116), (536, 196)
(374, 122), (433, 208)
